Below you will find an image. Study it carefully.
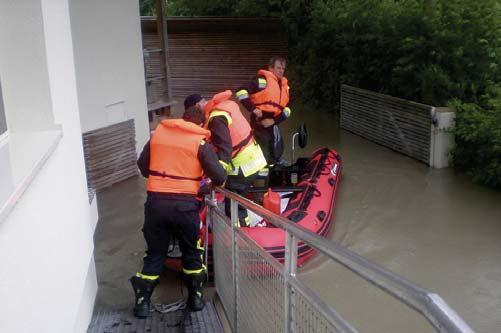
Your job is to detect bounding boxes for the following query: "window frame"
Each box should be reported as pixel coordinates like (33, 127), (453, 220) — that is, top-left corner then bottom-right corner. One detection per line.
(0, 76), (7, 137)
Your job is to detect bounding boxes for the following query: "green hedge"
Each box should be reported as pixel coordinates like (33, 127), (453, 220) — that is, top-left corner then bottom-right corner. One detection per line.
(291, 0), (501, 108)
(451, 86), (501, 189)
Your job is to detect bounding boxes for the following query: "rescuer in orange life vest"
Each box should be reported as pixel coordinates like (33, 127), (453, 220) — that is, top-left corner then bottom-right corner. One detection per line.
(236, 56), (291, 166)
(184, 91), (267, 227)
(130, 106), (226, 317)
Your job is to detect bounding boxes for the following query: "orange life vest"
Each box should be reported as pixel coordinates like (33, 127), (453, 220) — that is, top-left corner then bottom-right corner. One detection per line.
(147, 119), (210, 194)
(204, 90), (254, 157)
(250, 69), (290, 116)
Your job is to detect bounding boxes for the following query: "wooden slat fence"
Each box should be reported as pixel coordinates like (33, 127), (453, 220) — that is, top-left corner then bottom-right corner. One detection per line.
(141, 17), (287, 101)
(340, 85), (434, 164)
(83, 119), (137, 193)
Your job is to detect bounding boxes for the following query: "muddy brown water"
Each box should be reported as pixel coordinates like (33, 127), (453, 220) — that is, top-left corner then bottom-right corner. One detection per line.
(97, 103), (500, 332)
(281, 108), (501, 333)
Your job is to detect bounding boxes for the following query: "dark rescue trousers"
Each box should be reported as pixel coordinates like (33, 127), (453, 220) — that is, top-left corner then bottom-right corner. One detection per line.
(224, 169), (257, 227)
(140, 193), (204, 276)
(252, 123), (284, 165)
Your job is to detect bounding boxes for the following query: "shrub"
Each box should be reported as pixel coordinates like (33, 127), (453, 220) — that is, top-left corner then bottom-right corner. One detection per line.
(451, 86), (501, 188)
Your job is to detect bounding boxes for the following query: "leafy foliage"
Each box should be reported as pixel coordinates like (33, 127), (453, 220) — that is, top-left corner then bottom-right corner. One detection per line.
(451, 87), (501, 189)
(139, 0), (156, 16)
(295, 0), (501, 109)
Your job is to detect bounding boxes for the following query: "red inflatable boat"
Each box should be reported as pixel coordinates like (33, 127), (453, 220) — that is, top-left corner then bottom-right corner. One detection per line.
(165, 147), (342, 270)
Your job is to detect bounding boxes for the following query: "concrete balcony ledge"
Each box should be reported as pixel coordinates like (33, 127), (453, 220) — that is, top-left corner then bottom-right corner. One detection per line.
(0, 127), (62, 223)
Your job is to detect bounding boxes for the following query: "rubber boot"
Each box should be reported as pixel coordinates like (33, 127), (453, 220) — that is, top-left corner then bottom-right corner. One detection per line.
(184, 273), (205, 311)
(129, 275), (159, 318)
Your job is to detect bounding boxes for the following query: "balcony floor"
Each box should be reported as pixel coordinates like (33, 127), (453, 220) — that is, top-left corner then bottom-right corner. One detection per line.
(90, 176), (225, 332)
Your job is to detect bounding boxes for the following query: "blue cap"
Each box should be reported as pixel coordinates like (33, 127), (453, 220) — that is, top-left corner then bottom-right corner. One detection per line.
(184, 94), (202, 110)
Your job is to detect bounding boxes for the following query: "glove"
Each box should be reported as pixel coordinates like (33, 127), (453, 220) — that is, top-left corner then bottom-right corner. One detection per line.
(198, 179), (212, 195)
(283, 107), (291, 118)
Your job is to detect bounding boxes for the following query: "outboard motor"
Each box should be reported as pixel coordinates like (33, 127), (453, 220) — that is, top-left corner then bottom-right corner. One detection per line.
(291, 123), (307, 164)
(269, 124), (309, 186)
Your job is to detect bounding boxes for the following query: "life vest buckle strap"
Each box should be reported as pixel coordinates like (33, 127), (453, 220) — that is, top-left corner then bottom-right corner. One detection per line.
(149, 170), (202, 181)
(255, 100), (285, 111)
(232, 132), (254, 157)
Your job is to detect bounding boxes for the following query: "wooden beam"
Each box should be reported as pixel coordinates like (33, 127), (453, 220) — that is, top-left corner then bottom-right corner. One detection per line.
(155, 0), (171, 98)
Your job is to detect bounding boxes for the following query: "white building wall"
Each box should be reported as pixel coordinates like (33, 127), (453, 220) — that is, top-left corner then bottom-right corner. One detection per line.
(0, 0), (148, 331)
(0, 0), (55, 132)
(69, 0), (150, 152)
(0, 134), (96, 333)
(0, 1), (147, 330)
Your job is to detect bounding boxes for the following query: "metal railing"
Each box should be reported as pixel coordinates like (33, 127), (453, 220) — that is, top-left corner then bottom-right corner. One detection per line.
(207, 187), (474, 333)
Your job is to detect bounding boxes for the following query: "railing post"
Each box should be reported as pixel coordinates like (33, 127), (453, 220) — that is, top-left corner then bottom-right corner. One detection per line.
(291, 132), (299, 164)
(204, 191), (215, 281)
(230, 198), (239, 332)
(284, 232), (298, 332)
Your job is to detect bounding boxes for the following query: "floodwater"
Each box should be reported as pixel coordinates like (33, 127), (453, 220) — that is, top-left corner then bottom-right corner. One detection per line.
(112, 102), (501, 332)
(280, 108), (501, 333)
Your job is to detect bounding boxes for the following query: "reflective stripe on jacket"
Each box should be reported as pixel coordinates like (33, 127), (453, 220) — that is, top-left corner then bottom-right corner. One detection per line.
(147, 119), (210, 194)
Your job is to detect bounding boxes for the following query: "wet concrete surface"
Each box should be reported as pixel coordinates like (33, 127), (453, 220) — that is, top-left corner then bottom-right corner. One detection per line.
(92, 173), (231, 332)
(88, 302), (222, 333)
(93, 176), (180, 312)
(94, 105), (501, 333)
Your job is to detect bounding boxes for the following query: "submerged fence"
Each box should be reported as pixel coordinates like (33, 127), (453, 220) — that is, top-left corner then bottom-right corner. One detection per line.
(208, 188), (474, 333)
